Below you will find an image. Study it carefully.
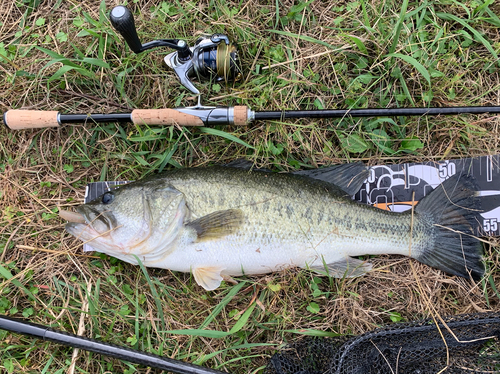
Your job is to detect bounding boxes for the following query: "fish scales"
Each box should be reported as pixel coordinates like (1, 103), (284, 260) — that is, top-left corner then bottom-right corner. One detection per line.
(95, 168), (419, 268)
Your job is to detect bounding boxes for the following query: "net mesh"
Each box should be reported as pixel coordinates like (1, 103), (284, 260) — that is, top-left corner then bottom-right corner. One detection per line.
(265, 312), (500, 374)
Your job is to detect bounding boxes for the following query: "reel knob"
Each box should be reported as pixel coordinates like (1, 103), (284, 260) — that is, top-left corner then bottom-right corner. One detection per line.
(110, 6), (143, 53)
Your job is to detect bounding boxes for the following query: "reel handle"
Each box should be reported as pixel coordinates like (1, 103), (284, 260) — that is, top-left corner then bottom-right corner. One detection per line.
(110, 6), (143, 53)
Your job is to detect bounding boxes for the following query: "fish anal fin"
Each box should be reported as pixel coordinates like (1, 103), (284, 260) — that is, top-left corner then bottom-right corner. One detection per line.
(193, 266), (225, 291)
(186, 209), (243, 242)
(310, 257), (372, 278)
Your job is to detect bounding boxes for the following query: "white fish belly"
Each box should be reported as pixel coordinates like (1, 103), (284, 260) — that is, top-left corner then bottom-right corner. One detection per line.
(160, 222), (420, 276)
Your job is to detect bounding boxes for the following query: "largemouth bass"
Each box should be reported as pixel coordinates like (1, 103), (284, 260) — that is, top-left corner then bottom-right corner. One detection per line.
(61, 163), (484, 290)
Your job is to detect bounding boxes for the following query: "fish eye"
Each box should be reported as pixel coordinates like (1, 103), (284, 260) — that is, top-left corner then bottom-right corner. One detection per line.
(102, 192), (114, 204)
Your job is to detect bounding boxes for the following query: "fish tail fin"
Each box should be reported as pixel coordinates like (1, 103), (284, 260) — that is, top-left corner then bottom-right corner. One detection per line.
(413, 173), (484, 280)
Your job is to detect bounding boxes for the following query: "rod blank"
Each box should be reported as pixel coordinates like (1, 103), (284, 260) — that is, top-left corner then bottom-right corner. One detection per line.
(0, 315), (226, 374)
(254, 106), (500, 120)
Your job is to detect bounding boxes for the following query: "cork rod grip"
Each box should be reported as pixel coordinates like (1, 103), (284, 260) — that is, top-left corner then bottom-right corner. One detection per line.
(233, 106), (249, 126)
(131, 109), (204, 126)
(4, 110), (60, 130)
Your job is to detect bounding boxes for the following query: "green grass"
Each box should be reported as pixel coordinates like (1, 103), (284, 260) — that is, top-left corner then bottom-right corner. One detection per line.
(1, 0), (500, 373)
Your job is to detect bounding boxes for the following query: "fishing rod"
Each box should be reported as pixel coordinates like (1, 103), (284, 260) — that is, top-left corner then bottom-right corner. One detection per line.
(4, 5), (500, 130)
(0, 315), (226, 374)
(5, 104), (500, 130)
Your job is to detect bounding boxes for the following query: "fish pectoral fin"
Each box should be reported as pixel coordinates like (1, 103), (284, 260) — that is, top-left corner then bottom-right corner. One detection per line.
(310, 257), (372, 278)
(192, 266), (226, 291)
(186, 209), (243, 242)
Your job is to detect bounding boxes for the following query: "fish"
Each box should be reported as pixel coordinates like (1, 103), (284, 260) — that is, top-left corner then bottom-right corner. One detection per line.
(61, 162), (484, 291)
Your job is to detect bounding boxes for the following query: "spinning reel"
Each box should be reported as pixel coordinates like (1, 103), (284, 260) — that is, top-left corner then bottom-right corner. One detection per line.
(109, 5), (242, 95)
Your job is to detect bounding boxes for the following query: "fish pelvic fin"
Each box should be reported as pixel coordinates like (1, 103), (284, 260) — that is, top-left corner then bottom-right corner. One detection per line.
(413, 173), (484, 281)
(186, 209), (244, 242)
(193, 266), (226, 291)
(310, 257), (372, 278)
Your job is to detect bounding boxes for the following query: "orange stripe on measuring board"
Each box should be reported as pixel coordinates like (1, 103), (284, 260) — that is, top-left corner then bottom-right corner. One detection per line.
(373, 201), (419, 211)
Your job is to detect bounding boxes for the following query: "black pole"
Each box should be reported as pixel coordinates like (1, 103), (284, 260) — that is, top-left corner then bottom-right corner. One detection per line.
(0, 315), (227, 374)
(59, 113), (132, 124)
(254, 105), (500, 121)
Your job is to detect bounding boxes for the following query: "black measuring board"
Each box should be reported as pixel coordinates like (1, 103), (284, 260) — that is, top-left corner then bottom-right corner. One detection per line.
(353, 155), (500, 236)
(83, 180), (130, 203)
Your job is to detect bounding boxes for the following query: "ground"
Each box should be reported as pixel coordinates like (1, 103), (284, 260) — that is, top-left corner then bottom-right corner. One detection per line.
(0, 0), (499, 373)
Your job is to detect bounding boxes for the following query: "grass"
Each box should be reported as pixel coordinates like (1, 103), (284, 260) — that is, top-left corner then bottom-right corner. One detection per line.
(1, 0), (500, 372)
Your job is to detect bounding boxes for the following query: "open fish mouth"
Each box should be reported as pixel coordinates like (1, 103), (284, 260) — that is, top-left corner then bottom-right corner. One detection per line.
(60, 207), (94, 240)
(60, 206), (117, 237)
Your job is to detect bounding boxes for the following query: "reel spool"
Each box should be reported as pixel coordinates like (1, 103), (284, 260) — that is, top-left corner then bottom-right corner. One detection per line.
(193, 35), (240, 82)
(110, 5), (241, 95)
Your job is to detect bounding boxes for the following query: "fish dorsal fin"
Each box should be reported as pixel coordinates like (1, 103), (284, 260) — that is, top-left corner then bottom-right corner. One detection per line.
(224, 160), (368, 195)
(223, 159), (273, 172)
(292, 163), (369, 196)
(186, 209), (244, 242)
(310, 257), (372, 278)
(193, 266), (226, 290)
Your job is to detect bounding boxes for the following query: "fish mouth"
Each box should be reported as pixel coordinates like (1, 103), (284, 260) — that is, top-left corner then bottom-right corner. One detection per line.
(61, 206), (117, 237)
(59, 209), (86, 223)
